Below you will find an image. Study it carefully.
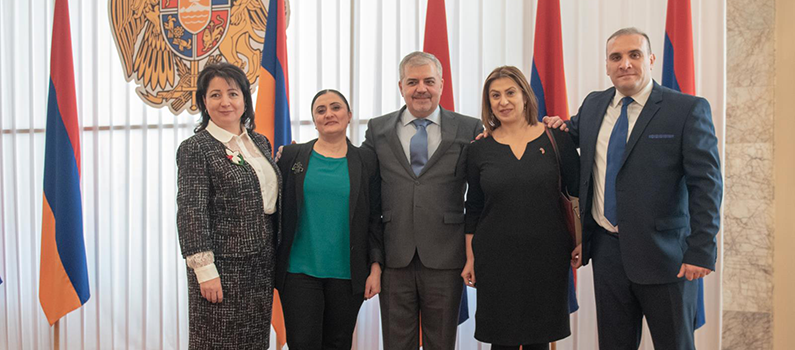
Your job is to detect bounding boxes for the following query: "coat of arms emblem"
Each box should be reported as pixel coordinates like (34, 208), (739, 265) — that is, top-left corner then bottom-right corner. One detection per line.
(109, 0), (289, 114)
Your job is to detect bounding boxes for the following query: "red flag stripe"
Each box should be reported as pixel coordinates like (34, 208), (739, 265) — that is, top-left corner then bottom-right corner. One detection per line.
(423, 0), (455, 111)
(665, 0), (696, 95)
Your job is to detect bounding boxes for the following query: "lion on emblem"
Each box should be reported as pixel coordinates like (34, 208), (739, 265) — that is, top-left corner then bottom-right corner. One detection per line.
(202, 15), (226, 52)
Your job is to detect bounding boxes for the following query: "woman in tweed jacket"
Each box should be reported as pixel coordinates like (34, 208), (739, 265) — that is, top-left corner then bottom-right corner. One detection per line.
(176, 63), (281, 349)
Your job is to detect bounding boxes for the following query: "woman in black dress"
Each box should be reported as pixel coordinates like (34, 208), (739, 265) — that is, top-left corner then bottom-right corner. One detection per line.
(461, 66), (580, 350)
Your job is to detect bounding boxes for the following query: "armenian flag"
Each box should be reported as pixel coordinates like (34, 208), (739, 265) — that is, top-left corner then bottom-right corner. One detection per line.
(663, 0), (696, 95)
(39, 0), (90, 326)
(529, 0), (579, 313)
(662, 0), (706, 329)
(255, 0), (291, 152)
(529, 0), (569, 122)
(254, 0), (290, 347)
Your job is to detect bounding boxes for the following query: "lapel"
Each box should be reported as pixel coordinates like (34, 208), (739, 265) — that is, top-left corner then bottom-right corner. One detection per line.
(621, 82), (662, 169)
(346, 140), (362, 225)
(292, 140), (316, 217)
(384, 106), (416, 177)
(252, 132), (275, 169)
(583, 88), (615, 170)
(251, 131), (282, 188)
(420, 106), (457, 177)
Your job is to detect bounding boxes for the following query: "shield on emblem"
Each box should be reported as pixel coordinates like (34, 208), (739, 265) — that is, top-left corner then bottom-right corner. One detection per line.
(160, 0), (229, 60)
(178, 0), (212, 35)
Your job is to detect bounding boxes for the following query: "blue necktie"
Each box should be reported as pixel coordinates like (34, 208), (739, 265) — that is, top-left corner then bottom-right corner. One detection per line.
(604, 96), (634, 226)
(410, 119), (431, 176)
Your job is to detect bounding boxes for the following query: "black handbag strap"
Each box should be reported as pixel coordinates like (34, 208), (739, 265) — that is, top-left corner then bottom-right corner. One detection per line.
(544, 127), (564, 193)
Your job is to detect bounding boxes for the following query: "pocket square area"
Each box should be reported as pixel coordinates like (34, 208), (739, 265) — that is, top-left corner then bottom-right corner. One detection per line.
(648, 134), (675, 139)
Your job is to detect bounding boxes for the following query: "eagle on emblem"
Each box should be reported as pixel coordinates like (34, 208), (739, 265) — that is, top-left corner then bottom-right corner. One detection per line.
(109, 0), (286, 115)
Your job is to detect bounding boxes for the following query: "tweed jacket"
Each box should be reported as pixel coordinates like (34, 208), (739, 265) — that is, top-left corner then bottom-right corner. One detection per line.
(177, 129), (282, 259)
(275, 139), (383, 295)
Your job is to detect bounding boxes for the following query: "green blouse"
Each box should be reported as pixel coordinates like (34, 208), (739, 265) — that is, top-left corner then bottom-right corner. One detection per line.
(287, 150), (352, 279)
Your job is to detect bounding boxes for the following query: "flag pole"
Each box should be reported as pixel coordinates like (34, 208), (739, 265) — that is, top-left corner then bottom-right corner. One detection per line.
(54, 320), (60, 349)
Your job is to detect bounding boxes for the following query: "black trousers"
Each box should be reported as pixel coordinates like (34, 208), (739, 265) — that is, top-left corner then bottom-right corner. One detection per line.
(591, 228), (698, 350)
(280, 273), (364, 350)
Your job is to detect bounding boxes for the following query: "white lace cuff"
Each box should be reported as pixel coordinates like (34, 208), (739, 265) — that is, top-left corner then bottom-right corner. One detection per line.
(186, 251), (218, 283)
(186, 251), (215, 269)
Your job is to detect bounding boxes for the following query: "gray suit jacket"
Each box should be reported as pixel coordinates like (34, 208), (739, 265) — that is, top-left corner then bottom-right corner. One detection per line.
(362, 106), (482, 269)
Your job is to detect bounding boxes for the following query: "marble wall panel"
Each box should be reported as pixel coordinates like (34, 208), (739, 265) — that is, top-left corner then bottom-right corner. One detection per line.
(727, 25), (775, 88)
(727, 0), (775, 31)
(722, 311), (773, 350)
(724, 143), (774, 202)
(724, 0), (776, 348)
(722, 198), (774, 313)
(725, 86), (775, 144)
(726, 0), (775, 88)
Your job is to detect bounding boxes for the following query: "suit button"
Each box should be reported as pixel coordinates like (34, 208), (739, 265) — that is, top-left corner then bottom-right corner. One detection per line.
(415, 181), (420, 185)
(350, 246), (354, 251)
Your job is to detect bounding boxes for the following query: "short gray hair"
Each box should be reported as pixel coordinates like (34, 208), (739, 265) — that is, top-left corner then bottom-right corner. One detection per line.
(606, 27), (652, 55)
(398, 51), (443, 81)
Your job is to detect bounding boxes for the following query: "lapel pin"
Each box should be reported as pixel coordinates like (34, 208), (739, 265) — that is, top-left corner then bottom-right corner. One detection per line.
(539, 147), (545, 154)
(291, 161), (304, 174)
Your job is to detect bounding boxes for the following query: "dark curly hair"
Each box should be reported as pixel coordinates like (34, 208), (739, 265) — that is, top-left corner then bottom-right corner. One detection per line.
(194, 62), (255, 133)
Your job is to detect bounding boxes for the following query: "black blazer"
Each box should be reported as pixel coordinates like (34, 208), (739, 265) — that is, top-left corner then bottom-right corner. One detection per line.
(176, 129), (282, 258)
(566, 81), (722, 284)
(275, 139), (383, 295)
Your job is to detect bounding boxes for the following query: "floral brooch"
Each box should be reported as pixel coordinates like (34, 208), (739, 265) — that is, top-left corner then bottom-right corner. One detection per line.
(226, 149), (246, 166)
(291, 161), (304, 174)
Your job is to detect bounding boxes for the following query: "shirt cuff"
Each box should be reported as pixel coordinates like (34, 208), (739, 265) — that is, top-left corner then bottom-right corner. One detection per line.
(193, 263), (219, 283)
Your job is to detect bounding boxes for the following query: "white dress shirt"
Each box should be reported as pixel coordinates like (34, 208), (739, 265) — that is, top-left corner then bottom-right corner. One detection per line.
(592, 80), (653, 233)
(396, 106), (442, 163)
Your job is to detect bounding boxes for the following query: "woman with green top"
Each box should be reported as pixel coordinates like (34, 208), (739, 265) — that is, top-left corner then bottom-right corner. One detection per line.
(275, 89), (384, 350)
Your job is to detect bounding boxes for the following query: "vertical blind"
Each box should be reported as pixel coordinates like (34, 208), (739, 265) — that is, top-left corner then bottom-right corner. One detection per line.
(0, 0), (725, 349)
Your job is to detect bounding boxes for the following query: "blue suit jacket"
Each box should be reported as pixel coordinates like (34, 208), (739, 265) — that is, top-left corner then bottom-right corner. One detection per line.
(567, 81), (722, 285)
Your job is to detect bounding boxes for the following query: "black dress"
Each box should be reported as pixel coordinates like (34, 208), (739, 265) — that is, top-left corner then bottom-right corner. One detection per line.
(464, 128), (579, 345)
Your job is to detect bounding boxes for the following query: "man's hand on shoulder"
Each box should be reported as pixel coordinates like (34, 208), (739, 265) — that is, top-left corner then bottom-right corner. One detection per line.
(542, 116), (569, 132)
(473, 129), (490, 142)
(274, 140), (297, 162)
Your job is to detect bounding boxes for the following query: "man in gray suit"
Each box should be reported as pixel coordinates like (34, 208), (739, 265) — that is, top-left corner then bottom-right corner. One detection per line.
(363, 52), (482, 350)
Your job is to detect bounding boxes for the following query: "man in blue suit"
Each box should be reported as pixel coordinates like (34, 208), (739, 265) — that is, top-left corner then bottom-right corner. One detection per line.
(546, 27), (722, 349)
